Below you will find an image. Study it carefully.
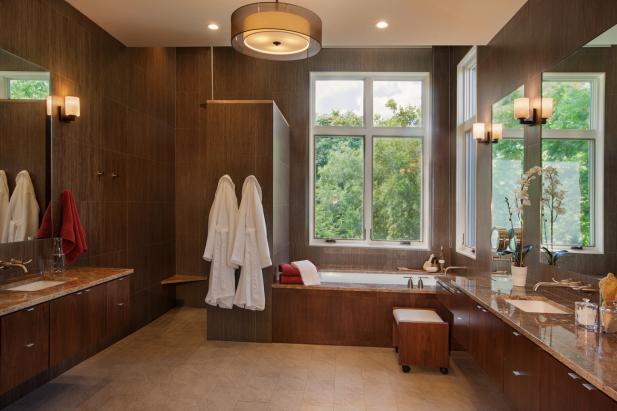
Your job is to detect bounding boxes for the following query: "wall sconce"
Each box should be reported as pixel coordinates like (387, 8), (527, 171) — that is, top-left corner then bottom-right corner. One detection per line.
(58, 96), (80, 122)
(514, 97), (553, 125)
(473, 123), (502, 144)
(46, 96), (52, 116)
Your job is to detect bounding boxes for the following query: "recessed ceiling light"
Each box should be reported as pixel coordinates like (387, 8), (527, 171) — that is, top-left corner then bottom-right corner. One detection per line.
(376, 21), (389, 29)
(208, 23), (219, 31)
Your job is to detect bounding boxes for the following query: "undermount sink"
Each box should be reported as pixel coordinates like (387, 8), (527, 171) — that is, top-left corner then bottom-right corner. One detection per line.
(506, 299), (569, 314)
(4, 280), (68, 292)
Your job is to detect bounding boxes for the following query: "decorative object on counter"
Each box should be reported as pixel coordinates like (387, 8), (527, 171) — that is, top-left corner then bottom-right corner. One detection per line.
(51, 237), (65, 273)
(599, 273), (617, 307)
(438, 245), (446, 273)
(502, 166), (542, 286)
(203, 175), (238, 309)
(491, 273), (513, 294)
(59, 191), (88, 264)
(278, 263), (304, 285)
(575, 298), (599, 331)
(541, 165), (568, 265)
(291, 259), (320, 285)
(422, 254), (439, 273)
(231, 176), (272, 311)
(600, 305), (617, 333)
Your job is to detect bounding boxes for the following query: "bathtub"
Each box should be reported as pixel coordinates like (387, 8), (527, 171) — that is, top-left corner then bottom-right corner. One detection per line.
(319, 271), (437, 287)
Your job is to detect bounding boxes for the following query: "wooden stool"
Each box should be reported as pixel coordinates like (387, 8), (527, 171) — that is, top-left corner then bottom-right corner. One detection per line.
(392, 308), (449, 374)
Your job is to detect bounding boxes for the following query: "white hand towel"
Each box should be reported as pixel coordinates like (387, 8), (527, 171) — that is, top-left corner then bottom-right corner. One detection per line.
(291, 260), (320, 286)
(0, 171), (9, 244)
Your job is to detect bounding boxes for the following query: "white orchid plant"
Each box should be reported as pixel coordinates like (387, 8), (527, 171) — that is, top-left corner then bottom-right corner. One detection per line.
(505, 166), (542, 267)
(541, 166), (568, 265)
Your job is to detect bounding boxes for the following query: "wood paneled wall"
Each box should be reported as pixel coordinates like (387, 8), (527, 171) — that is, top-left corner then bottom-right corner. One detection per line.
(175, 46), (464, 303)
(452, 0), (617, 281)
(0, 0), (176, 330)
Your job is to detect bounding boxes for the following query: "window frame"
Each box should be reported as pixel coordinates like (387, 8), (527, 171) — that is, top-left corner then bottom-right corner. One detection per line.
(0, 71), (50, 100)
(309, 72), (431, 249)
(455, 47), (478, 259)
(542, 72), (605, 254)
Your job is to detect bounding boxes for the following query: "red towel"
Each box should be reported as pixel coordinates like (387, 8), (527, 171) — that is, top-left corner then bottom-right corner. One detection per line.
(279, 263), (301, 277)
(36, 204), (52, 239)
(279, 274), (303, 285)
(59, 191), (88, 264)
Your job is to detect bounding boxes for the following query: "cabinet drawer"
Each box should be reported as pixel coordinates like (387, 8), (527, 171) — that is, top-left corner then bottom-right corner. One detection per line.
(503, 326), (540, 411)
(1, 303), (50, 393)
(50, 292), (83, 366)
(107, 276), (130, 341)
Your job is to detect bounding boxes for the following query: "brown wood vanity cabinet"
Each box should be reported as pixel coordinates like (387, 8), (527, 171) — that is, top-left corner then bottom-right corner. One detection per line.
(0, 303), (49, 393)
(469, 300), (504, 390)
(106, 276), (130, 341)
(540, 351), (615, 411)
(50, 284), (107, 366)
(503, 326), (541, 411)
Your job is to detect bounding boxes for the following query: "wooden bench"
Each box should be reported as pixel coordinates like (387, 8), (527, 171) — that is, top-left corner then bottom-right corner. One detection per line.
(392, 308), (449, 374)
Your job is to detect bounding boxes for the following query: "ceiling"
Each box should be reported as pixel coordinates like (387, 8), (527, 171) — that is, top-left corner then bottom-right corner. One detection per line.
(66, 0), (526, 47)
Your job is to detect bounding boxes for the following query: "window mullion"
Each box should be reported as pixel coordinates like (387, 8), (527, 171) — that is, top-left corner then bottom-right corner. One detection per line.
(364, 78), (374, 242)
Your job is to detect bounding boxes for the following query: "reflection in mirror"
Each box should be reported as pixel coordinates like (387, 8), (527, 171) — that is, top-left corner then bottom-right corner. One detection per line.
(540, 24), (614, 274)
(0, 48), (51, 245)
(491, 86), (524, 254)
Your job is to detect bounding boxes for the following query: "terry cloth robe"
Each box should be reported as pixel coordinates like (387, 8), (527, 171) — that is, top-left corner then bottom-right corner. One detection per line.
(204, 175), (239, 309)
(231, 176), (272, 311)
(3, 171), (39, 243)
(0, 171), (9, 244)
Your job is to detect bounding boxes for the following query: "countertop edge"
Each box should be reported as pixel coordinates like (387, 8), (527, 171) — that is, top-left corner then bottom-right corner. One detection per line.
(0, 268), (134, 317)
(442, 279), (617, 402)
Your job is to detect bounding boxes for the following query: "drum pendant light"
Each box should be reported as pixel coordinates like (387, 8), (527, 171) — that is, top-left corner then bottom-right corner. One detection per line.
(231, 1), (322, 61)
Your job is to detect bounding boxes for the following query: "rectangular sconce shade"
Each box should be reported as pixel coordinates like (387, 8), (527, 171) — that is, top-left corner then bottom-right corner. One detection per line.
(492, 123), (503, 141)
(472, 123), (485, 141)
(514, 97), (529, 119)
(46, 96), (52, 116)
(64, 96), (80, 117)
(542, 97), (554, 119)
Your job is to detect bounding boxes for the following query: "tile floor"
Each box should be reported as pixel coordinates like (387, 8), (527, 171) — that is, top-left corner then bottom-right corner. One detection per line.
(6, 307), (511, 411)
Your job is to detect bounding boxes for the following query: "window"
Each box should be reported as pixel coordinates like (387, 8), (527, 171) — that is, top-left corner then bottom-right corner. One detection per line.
(491, 86), (524, 249)
(0, 71), (49, 100)
(541, 73), (604, 252)
(310, 72), (430, 248)
(456, 47), (477, 258)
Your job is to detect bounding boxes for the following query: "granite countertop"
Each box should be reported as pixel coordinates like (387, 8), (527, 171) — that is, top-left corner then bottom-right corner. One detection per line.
(0, 267), (133, 317)
(273, 281), (437, 294)
(437, 275), (617, 401)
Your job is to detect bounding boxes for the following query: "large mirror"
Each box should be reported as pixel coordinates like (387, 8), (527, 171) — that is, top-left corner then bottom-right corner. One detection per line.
(540, 24), (616, 275)
(0, 48), (52, 245)
(491, 86), (525, 265)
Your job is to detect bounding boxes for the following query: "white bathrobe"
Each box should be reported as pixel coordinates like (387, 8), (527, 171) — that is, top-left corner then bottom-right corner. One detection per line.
(231, 176), (271, 311)
(0, 171), (9, 244)
(3, 170), (39, 243)
(203, 175), (239, 309)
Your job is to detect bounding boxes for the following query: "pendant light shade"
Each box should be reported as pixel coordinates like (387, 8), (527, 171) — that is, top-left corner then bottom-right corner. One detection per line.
(231, 2), (322, 61)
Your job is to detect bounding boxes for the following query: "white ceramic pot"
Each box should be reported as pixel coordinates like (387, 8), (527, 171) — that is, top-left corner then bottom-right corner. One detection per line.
(511, 265), (528, 287)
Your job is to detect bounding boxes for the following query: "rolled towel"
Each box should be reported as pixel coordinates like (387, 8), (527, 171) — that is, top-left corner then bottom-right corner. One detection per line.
(278, 263), (301, 277)
(279, 274), (304, 285)
(291, 260), (320, 286)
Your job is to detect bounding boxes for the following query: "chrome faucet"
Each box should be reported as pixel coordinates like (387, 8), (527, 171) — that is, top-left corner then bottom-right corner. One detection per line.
(444, 266), (469, 275)
(403, 276), (414, 289)
(0, 258), (32, 273)
(533, 278), (595, 292)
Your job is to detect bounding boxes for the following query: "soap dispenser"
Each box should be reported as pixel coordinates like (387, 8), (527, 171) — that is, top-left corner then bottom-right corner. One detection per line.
(51, 237), (65, 273)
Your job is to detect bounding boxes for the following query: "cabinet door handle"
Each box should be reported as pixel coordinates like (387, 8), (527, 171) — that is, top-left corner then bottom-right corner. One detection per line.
(567, 372), (580, 380)
(85, 289), (91, 293)
(456, 317), (463, 320)
(76, 291), (83, 295)
(25, 343), (35, 348)
(582, 383), (596, 391)
(118, 277), (125, 282)
(26, 307), (35, 312)
(481, 309), (488, 313)
(512, 370), (528, 377)
(512, 331), (521, 337)
(117, 302), (125, 307)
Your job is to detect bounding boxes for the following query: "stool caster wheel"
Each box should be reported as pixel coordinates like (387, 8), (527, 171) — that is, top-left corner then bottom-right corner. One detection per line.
(440, 367), (449, 375)
(402, 365), (411, 373)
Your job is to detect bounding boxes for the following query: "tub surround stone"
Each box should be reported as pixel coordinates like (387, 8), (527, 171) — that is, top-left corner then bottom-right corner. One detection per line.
(273, 282), (437, 294)
(0, 267), (133, 317)
(438, 274), (617, 401)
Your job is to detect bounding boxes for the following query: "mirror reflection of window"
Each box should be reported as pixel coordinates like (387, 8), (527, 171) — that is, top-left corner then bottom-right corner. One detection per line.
(491, 86), (524, 249)
(541, 73), (604, 251)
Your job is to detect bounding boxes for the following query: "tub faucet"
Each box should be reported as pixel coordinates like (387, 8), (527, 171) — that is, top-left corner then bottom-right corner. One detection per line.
(403, 276), (414, 289)
(444, 266), (468, 275)
(0, 258), (32, 273)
